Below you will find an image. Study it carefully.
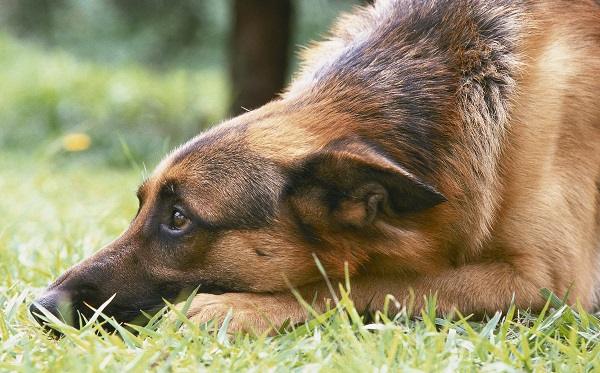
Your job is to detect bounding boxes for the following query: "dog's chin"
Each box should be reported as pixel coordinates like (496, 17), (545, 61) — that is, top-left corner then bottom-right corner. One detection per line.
(96, 283), (240, 325)
(33, 281), (242, 337)
(108, 303), (166, 325)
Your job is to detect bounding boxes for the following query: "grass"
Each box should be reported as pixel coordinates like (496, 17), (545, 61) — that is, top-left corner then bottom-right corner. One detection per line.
(0, 32), (229, 167)
(1, 151), (600, 372)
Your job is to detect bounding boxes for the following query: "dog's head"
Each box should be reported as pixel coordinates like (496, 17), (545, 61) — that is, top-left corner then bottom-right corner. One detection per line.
(31, 102), (448, 328)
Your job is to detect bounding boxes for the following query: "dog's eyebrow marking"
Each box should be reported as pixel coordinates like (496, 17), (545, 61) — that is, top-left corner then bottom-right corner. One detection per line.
(158, 181), (178, 198)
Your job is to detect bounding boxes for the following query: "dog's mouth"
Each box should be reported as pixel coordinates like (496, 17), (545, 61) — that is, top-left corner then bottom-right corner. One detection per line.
(30, 280), (240, 335)
(110, 282), (238, 324)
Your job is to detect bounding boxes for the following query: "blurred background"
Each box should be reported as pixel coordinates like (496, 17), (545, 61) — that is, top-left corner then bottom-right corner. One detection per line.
(0, 0), (363, 168)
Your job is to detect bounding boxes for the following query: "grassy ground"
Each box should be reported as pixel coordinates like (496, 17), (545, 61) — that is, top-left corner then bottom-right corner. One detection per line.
(1, 151), (600, 372)
(0, 32), (228, 167)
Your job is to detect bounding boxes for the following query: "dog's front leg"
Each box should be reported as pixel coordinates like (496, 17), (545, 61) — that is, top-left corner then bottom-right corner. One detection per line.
(299, 262), (552, 317)
(183, 292), (311, 334)
(182, 262), (553, 334)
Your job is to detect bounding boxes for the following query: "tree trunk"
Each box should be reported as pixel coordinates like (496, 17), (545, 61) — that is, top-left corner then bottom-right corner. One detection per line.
(229, 0), (293, 115)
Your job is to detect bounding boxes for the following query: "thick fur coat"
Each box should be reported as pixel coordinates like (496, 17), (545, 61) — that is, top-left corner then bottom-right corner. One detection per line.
(33, 0), (600, 334)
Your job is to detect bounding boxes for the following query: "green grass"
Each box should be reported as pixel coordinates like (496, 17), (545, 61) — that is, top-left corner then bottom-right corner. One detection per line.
(0, 32), (229, 167)
(1, 151), (600, 372)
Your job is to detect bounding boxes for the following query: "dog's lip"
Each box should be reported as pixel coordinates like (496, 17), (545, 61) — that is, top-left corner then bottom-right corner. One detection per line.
(111, 303), (165, 321)
(107, 290), (236, 325)
(198, 284), (234, 295)
(105, 283), (237, 320)
(197, 279), (246, 295)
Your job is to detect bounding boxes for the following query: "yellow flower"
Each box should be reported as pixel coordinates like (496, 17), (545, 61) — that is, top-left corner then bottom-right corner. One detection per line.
(62, 133), (91, 152)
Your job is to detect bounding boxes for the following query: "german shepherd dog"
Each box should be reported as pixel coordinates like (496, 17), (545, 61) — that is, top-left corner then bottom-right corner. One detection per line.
(32, 0), (600, 334)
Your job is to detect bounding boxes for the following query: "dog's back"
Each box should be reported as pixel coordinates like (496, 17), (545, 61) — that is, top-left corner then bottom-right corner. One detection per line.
(287, 0), (600, 307)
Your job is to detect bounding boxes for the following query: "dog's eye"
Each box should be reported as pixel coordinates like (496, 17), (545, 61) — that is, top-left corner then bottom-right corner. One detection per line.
(169, 209), (189, 231)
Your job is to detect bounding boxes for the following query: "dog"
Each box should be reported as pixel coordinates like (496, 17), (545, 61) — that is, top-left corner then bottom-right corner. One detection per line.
(31, 0), (600, 334)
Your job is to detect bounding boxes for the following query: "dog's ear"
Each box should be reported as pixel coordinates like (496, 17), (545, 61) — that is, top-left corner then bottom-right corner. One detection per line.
(289, 142), (446, 228)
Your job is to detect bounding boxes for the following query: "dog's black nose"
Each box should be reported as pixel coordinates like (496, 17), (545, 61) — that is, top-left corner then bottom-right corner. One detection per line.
(30, 289), (73, 327)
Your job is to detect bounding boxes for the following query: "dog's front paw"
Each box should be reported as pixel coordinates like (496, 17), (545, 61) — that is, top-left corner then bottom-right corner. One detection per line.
(182, 292), (306, 334)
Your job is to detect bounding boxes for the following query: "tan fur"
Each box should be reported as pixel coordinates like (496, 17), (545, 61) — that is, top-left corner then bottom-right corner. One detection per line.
(33, 0), (600, 335)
